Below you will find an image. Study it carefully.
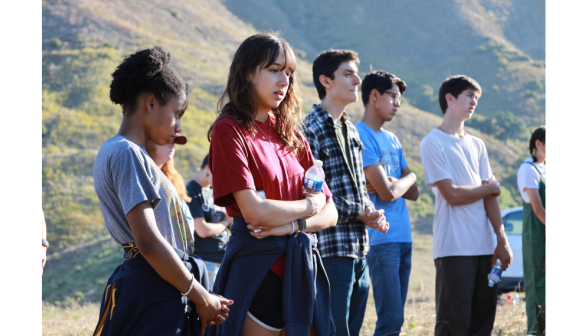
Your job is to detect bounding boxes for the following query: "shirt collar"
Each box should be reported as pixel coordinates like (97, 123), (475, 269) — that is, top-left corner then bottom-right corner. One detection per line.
(311, 104), (350, 126)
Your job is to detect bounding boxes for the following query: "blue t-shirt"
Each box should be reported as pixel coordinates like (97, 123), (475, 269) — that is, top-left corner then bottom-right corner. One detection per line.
(356, 122), (412, 245)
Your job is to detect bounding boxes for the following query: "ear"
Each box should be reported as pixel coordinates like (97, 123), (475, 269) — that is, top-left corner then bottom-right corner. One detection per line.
(319, 75), (331, 90)
(370, 88), (379, 103)
(145, 95), (156, 113)
(445, 93), (455, 106)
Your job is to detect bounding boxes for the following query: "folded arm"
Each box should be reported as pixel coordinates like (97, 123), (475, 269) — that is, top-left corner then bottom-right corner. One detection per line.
(233, 189), (325, 227)
(194, 215), (231, 238)
(434, 178), (500, 206)
(363, 164), (418, 203)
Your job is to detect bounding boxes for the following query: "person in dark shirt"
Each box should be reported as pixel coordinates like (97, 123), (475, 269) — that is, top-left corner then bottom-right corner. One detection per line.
(186, 154), (232, 288)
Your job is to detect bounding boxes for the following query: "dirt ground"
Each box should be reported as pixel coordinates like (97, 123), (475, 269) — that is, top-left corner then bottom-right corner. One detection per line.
(42, 232), (528, 335)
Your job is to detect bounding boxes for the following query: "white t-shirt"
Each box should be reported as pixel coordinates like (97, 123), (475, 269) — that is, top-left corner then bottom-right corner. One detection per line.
(517, 157), (546, 203)
(420, 128), (496, 259)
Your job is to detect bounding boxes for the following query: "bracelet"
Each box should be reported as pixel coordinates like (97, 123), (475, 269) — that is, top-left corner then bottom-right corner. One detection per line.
(291, 221), (296, 235)
(306, 197), (316, 217)
(181, 273), (195, 297)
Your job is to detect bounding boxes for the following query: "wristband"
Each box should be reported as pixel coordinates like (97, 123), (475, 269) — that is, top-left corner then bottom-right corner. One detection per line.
(306, 197), (316, 216)
(291, 221), (296, 235)
(181, 273), (195, 297)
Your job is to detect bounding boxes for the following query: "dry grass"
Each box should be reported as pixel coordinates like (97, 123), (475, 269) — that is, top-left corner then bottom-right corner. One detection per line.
(42, 232), (527, 335)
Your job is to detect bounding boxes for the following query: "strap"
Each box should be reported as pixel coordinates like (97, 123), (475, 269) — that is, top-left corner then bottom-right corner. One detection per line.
(525, 161), (542, 176)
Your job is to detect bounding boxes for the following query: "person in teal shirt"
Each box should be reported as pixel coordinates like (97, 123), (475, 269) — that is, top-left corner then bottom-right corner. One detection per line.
(356, 70), (419, 335)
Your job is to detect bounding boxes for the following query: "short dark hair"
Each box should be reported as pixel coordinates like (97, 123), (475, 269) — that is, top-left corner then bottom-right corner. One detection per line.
(438, 75), (482, 114)
(361, 70), (407, 106)
(201, 153), (209, 169)
(529, 126), (546, 162)
(312, 49), (360, 100)
(110, 46), (187, 114)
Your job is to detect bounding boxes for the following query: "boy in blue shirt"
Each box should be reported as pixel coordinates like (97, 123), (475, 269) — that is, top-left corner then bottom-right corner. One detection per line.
(356, 70), (419, 335)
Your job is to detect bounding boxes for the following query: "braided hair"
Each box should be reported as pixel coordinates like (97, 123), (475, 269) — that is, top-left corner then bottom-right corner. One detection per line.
(529, 125), (546, 162)
(110, 46), (187, 114)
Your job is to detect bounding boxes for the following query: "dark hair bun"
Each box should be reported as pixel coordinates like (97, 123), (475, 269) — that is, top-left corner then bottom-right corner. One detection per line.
(109, 46), (185, 113)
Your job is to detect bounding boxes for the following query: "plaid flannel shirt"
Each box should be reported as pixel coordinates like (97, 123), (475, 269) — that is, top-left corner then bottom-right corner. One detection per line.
(302, 104), (375, 259)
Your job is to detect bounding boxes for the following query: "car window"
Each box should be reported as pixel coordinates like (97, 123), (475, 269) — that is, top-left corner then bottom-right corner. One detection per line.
(502, 210), (523, 235)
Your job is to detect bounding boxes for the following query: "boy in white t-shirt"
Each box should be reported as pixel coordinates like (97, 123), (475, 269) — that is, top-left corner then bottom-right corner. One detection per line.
(420, 75), (513, 336)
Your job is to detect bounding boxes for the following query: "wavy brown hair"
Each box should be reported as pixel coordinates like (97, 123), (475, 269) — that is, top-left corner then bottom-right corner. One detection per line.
(207, 32), (305, 154)
(146, 143), (191, 203)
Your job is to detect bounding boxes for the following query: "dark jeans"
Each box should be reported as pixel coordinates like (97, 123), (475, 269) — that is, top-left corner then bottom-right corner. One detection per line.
(367, 242), (412, 335)
(322, 257), (370, 336)
(435, 255), (498, 336)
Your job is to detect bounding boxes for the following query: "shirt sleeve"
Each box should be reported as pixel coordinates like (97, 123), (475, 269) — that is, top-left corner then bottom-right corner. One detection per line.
(209, 120), (257, 207)
(420, 136), (452, 187)
(520, 163), (541, 190)
(356, 126), (379, 168)
(112, 148), (161, 215)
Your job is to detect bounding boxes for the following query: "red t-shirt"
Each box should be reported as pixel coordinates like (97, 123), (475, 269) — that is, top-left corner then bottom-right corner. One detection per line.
(209, 114), (332, 280)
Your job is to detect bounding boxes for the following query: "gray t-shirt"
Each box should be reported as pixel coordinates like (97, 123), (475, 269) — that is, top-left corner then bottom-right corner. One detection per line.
(94, 135), (195, 253)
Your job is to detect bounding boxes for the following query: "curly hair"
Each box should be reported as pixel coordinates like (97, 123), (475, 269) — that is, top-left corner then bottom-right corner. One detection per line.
(207, 32), (305, 155)
(110, 46), (188, 114)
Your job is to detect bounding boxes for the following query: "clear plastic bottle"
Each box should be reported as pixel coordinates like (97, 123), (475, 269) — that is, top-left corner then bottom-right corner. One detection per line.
(512, 292), (520, 306)
(488, 259), (503, 287)
(303, 160), (325, 193)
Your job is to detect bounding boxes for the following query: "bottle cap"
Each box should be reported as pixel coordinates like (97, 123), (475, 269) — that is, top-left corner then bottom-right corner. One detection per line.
(315, 160), (323, 167)
(488, 280), (494, 287)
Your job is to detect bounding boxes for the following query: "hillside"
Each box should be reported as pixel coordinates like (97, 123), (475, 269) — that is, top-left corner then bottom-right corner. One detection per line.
(222, 0), (545, 127)
(43, 0), (538, 302)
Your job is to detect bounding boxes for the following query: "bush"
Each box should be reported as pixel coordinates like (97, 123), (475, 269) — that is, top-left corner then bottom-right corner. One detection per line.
(50, 37), (62, 49)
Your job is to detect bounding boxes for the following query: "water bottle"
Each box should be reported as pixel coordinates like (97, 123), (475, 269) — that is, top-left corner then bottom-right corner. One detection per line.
(303, 160), (325, 193)
(488, 259), (503, 287)
(512, 292), (520, 306)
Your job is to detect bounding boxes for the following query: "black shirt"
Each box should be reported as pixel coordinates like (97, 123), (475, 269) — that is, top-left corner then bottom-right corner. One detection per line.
(186, 180), (229, 262)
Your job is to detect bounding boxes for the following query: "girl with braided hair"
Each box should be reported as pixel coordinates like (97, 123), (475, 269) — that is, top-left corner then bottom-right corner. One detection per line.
(517, 125), (546, 335)
(92, 46), (232, 336)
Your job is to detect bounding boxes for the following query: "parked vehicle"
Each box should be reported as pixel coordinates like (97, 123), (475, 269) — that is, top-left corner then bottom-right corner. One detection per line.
(495, 206), (524, 293)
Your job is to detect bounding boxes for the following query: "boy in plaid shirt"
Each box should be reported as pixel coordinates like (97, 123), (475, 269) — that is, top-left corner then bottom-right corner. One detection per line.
(303, 49), (389, 336)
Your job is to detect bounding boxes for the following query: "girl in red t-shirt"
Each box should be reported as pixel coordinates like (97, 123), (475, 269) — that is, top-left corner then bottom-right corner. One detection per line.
(208, 33), (338, 336)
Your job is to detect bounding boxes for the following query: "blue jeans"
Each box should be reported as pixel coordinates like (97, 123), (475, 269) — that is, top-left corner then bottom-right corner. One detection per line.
(322, 257), (370, 336)
(367, 242), (412, 335)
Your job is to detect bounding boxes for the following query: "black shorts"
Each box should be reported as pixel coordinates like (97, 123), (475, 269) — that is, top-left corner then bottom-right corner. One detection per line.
(248, 270), (284, 331)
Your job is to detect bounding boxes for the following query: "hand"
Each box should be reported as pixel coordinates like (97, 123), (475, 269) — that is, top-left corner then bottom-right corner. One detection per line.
(194, 291), (233, 335)
(247, 222), (296, 238)
(491, 235), (513, 271)
(303, 191), (327, 216)
(487, 176), (501, 197)
(358, 208), (389, 233)
(42, 246), (47, 275)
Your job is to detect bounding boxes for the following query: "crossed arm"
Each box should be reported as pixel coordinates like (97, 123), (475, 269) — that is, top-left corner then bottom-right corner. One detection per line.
(364, 165), (419, 202)
(435, 177), (513, 269)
